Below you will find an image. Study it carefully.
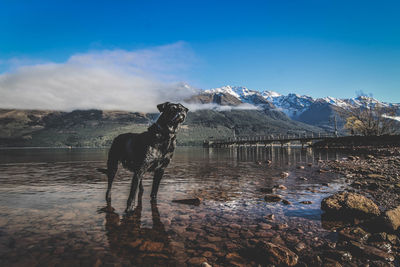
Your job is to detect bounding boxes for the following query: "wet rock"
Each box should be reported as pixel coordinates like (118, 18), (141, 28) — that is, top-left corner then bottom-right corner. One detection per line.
(323, 258), (342, 267)
(202, 251), (213, 257)
(225, 242), (240, 251)
(369, 242), (392, 253)
(348, 156), (359, 161)
(338, 227), (371, 243)
(280, 172), (290, 178)
(300, 201), (312, 205)
(229, 223), (241, 230)
(282, 199), (291, 205)
(138, 241), (164, 252)
(299, 176), (308, 181)
(324, 250), (352, 262)
(228, 232), (240, 239)
(207, 236), (222, 242)
(259, 187), (276, 193)
(294, 242), (306, 252)
(274, 223), (288, 230)
(275, 184), (287, 190)
(321, 192), (381, 218)
(172, 197), (202, 206)
(264, 194), (282, 202)
(255, 241), (298, 266)
(347, 240), (394, 262)
(255, 231), (275, 238)
(258, 223), (272, 230)
(367, 174), (385, 180)
(383, 205), (400, 231)
(369, 232), (387, 243)
(128, 239), (143, 249)
(297, 166), (305, 169)
(187, 257), (207, 266)
(265, 214), (275, 221)
(201, 262), (212, 267)
(225, 252), (244, 263)
(386, 234), (398, 245)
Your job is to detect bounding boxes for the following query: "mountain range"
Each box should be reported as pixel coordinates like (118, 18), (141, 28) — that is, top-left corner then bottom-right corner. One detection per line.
(189, 85), (400, 131)
(1, 85), (399, 147)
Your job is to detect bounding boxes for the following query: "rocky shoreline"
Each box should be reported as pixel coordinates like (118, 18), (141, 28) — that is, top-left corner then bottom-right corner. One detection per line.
(312, 147), (400, 266)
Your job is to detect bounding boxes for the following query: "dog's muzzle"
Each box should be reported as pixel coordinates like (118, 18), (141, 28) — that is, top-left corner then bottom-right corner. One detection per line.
(172, 113), (186, 123)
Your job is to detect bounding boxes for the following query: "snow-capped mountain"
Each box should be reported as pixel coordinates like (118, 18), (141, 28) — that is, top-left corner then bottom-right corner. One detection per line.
(201, 85), (399, 131)
(205, 85), (397, 116)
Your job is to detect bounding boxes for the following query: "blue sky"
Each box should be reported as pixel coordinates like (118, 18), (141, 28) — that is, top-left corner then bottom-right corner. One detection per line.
(1, 0), (400, 105)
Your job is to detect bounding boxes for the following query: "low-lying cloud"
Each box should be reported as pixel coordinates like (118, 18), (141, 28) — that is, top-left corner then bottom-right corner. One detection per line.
(184, 102), (260, 111)
(0, 42), (199, 112)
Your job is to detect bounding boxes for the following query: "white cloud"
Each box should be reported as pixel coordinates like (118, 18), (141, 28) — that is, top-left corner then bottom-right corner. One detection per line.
(0, 42), (199, 112)
(183, 102), (260, 111)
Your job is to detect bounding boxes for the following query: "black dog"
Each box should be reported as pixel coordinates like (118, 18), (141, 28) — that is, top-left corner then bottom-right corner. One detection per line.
(98, 102), (188, 211)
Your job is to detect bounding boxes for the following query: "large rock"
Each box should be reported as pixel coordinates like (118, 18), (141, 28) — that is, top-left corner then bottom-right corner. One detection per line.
(321, 192), (380, 218)
(255, 241), (298, 266)
(383, 205), (400, 231)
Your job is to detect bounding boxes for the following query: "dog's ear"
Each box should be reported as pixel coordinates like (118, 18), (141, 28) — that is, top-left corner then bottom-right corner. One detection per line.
(157, 102), (170, 112)
(178, 103), (189, 112)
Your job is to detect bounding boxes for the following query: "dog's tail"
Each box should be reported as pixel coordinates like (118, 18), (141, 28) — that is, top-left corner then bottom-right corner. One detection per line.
(97, 168), (108, 175)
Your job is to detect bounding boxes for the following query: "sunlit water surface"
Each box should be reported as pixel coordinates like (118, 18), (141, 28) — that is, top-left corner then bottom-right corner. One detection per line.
(0, 147), (348, 266)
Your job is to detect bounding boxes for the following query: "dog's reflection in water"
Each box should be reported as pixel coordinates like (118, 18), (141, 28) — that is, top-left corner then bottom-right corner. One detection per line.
(104, 188), (176, 266)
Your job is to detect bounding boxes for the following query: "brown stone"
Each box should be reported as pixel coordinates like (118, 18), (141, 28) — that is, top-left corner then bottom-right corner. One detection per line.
(275, 184), (287, 190)
(367, 174), (385, 180)
(321, 192), (381, 218)
(348, 240), (394, 262)
(258, 223), (272, 230)
(338, 227), (370, 242)
(300, 201), (312, 204)
(207, 236), (222, 242)
(255, 241), (298, 266)
(138, 241), (164, 252)
(202, 251), (213, 257)
(264, 194), (282, 202)
(187, 257), (207, 266)
(383, 205), (400, 231)
(128, 239), (143, 249)
(280, 172), (290, 178)
(229, 223), (241, 229)
(172, 197), (202, 206)
(265, 214), (275, 220)
(200, 243), (219, 252)
(294, 242), (306, 252)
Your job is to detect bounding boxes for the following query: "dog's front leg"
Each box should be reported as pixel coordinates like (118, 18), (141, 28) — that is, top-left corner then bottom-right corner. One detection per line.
(126, 168), (146, 212)
(150, 168), (165, 199)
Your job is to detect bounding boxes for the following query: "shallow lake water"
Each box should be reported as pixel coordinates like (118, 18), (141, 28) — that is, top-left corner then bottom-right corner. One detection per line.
(0, 147), (349, 266)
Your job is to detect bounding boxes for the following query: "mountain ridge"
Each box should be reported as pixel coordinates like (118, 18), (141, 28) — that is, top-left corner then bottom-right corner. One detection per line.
(199, 85), (400, 131)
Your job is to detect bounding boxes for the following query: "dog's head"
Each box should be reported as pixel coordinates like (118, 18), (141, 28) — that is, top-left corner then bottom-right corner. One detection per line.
(156, 102), (189, 133)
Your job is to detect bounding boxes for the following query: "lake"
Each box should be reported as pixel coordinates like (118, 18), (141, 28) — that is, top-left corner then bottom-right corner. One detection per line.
(0, 147), (348, 266)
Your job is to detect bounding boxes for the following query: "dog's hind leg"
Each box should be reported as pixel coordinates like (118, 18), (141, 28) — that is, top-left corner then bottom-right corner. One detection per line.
(105, 158), (118, 204)
(126, 168), (146, 212)
(150, 169), (165, 200)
